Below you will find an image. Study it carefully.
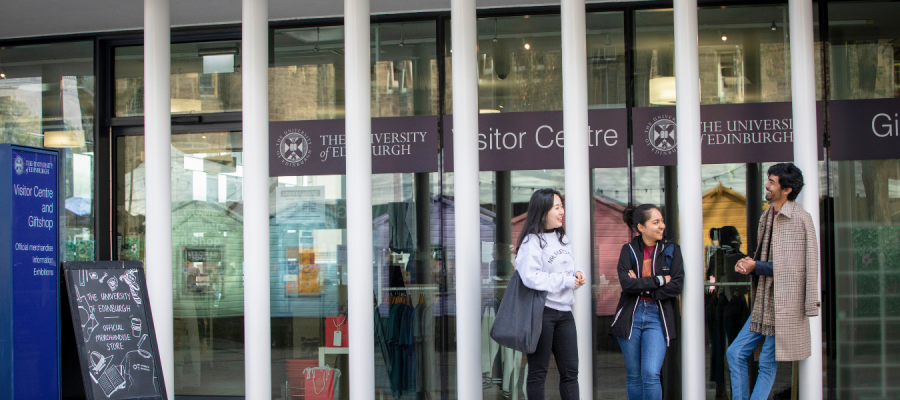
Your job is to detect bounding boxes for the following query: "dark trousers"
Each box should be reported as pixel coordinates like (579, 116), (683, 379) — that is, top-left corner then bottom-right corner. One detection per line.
(526, 307), (579, 400)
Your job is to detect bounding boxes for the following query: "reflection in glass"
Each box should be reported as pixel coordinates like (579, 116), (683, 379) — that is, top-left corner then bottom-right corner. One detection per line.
(0, 41), (96, 262)
(115, 41), (244, 117)
(829, 2), (900, 101)
(830, 4), (900, 398)
(833, 159), (900, 400)
(116, 132), (246, 396)
(590, 168), (630, 399)
(634, 6), (822, 108)
(446, 13), (626, 114)
(271, 21), (441, 399)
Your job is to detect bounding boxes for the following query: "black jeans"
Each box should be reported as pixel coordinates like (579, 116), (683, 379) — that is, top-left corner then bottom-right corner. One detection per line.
(526, 307), (579, 400)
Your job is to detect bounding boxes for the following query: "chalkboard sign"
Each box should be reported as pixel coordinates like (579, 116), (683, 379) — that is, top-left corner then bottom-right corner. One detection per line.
(62, 261), (167, 400)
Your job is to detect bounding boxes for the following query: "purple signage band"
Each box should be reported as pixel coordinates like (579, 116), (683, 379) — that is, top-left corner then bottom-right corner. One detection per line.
(632, 102), (825, 166)
(270, 115), (440, 177)
(830, 98), (900, 161)
(443, 108), (629, 172)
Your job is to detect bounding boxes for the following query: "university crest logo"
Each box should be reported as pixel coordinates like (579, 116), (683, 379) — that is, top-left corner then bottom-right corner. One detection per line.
(13, 154), (24, 175)
(276, 129), (312, 167)
(644, 115), (677, 156)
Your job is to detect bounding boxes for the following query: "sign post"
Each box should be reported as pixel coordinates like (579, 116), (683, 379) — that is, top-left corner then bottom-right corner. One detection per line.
(0, 144), (62, 399)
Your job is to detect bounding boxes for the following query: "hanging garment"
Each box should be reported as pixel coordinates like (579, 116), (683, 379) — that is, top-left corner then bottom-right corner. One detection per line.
(400, 304), (416, 394)
(712, 296), (730, 395)
(414, 300), (436, 398)
(501, 346), (523, 400)
(388, 303), (404, 398)
(724, 292), (750, 344)
(374, 305), (395, 395)
(388, 202), (415, 253)
(482, 299), (500, 378)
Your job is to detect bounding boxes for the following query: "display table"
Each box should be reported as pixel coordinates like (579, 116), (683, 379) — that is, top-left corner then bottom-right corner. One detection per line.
(319, 346), (349, 367)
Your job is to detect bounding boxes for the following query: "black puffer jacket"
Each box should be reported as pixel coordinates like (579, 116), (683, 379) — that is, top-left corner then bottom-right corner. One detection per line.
(609, 236), (684, 345)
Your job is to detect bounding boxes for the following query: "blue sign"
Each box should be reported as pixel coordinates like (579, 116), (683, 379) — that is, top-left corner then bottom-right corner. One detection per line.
(0, 144), (61, 399)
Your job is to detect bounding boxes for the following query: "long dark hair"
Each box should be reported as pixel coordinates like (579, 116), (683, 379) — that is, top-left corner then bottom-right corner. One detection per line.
(622, 203), (661, 235)
(515, 188), (566, 251)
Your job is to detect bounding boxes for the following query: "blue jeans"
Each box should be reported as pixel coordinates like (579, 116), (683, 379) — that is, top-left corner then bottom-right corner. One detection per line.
(726, 315), (777, 400)
(617, 300), (666, 400)
(526, 307), (579, 400)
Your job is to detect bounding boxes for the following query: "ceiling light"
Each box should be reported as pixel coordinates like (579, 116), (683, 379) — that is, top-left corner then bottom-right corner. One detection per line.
(493, 19), (499, 43)
(721, 31), (728, 41)
(771, 7), (778, 31)
(0, 70), (6, 79)
(197, 47), (239, 57)
(649, 76), (677, 105)
(524, 43), (530, 50)
(605, 34), (611, 46)
(43, 130), (86, 148)
(198, 46), (239, 74)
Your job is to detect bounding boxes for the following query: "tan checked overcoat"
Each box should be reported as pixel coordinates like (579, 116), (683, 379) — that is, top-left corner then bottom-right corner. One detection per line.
(751, 200), (821, 361)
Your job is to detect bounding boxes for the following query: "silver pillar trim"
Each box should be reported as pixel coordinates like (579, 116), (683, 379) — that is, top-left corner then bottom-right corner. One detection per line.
(450, 0), (483, 398)
(561, 0), (594, 396)
(345, 0), (376, 398)
(788, 1), (823, 398)
(242, 0), (272, 398)
(673, 0), (706, 398)
(143, 1), (174, 398)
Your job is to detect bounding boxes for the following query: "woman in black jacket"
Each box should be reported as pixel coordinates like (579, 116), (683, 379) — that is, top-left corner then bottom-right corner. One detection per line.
(610, 204), (684, 400)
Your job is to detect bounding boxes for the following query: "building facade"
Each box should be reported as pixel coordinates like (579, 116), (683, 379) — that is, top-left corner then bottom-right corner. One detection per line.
(1, 0), (898, 399)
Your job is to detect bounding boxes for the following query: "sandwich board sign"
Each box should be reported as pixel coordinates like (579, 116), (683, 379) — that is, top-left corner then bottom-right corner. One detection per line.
(63, 261), (167, 399)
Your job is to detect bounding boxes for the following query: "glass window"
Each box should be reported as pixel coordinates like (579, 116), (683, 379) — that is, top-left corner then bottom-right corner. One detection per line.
(0, 41), (96, 262)
(585, 11), (630, 400)
(115, 40), (243, 117)
(272, 21), (442, 399)
(634, 6), (822, 107)
(116, 131), (246, 396)
(832, 159), (900, 400)
(829, 3), (900, 398)
(829, 2), (900, 100)
(446, 12), (629, 399)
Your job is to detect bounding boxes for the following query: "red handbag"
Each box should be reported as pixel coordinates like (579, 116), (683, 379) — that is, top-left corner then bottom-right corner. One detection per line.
(303, 366), (340, 400)
(325, 317), (348, 347)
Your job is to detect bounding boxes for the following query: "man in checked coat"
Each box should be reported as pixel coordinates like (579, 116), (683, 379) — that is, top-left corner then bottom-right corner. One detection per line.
(726, 163), (821, 400)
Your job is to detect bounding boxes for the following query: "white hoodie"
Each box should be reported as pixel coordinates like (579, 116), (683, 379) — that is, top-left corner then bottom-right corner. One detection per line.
(515, 233), (583, 311)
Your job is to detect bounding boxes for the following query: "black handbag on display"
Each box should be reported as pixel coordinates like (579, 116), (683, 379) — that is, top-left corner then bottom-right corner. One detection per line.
(489, 270), (548, 354)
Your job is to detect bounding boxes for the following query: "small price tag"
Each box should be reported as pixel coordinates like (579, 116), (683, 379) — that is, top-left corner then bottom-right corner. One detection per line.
(333, 330), (342, 347)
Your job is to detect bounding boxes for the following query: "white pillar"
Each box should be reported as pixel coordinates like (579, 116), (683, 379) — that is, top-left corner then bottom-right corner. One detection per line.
(242, 0), (271, 398)
(673, 0), (705, 398)
(143, 1), (174, 398)
(788, 1), (823, 398)
(450, 0), (482, 399)
(345, 0), (375, 399)
(560, 0), (593, 396)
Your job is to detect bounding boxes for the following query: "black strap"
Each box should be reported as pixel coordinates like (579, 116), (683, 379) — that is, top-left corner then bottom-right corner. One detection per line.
(753, 210), (775, 262)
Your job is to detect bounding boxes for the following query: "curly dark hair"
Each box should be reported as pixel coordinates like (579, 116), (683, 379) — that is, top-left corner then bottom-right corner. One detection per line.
(767, 162), (805, 201)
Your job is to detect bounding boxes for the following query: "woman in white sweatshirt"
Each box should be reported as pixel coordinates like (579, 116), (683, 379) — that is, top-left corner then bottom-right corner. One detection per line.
(515, 188), (585, 400)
